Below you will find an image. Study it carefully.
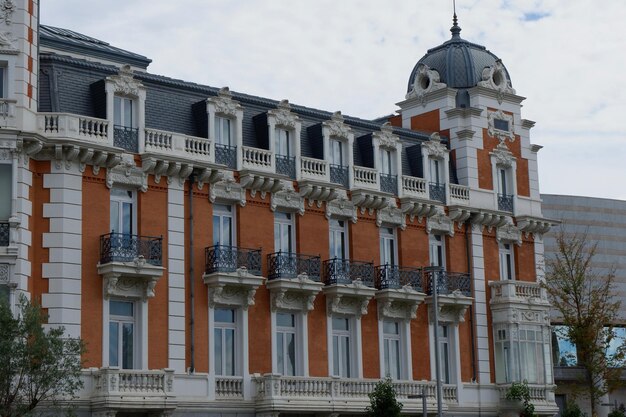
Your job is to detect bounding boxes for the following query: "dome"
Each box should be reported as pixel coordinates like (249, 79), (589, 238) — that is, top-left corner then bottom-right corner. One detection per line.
(407, 15), (513, 93)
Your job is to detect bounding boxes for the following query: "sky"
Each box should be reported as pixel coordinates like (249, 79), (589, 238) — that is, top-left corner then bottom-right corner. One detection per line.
(40, 1), (626, 201)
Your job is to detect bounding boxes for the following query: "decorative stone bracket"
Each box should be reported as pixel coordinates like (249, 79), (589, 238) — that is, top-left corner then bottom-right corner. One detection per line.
(209, 177), (247, 207)
(299, 181), (339, 207)
(323, 282), (377, 318)
(496, 222), (522, 246)
(107, 153), (148, 191)
(426, 292), (473, 323)
(267, 275), (324, 312)
(98, 260), (165, 301)
(376, 287), (426, 320)
(239, 170), (284, 199)
(271, 183), (305, 215)
(376, 203), (406, 229)
(325, 194), (357, 223)
(351, 189), (391, 213)
(516, 216), (554, 238)
(427, 209), (454, 236)
(470, 210), (509, 232)
(400, 198), (439, 223)
(203, 268), (265, 310)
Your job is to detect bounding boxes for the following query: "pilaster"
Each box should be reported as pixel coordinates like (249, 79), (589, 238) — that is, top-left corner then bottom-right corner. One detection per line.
(470, 226), (491, 383)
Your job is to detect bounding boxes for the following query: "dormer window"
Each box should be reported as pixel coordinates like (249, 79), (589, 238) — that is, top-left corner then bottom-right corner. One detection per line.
(105, 66), (146, 154)
(379, 148), (397, 194)
(497, 166), (514, 212)
(274, 127), (296, 179)
(113, 96), (138, 152)
(215, 116), (232, 146)
(329, 138), (348, 187)
(275, 128), (290, 156)
(428, 157), (446, 203)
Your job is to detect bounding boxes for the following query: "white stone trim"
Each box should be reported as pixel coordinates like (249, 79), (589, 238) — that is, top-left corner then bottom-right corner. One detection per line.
(377, 318), (413, 380)
(267, 100), (302, 179)
(206, 87), (244, 170)
(322, 111), (354, 188)
(270, 310), (309, 377)
(101, 297), (149, 369)
(470, 229), (491, 383)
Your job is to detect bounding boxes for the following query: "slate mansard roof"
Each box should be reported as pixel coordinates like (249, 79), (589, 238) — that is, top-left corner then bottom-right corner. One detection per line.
(38, 25), (457, 180)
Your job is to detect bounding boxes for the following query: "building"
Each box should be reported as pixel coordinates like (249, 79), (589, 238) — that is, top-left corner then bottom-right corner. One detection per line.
(0, 1), (558, 416)
(543, 194), (626, 417)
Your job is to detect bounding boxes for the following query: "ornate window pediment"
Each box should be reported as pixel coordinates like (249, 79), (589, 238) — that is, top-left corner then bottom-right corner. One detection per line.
(322, 111), (351, 141)
(422, 132), (448, 159)
(208, 87), (242, 118)
(488, 110), (515, 143)
(270, 182), (305, 215)
(323, 282), (377, 318)
(106, 154), (148, 192)
(427, 209), (454, 236)
(372, 123), (400, 150)
(496, 221), (522, 246)
(325, 192), (357, 224)
(491, 141), (515, 168)
(376, 202), (406, 230)
(267, 275), (323, 313)
(376, 288), (426, 321)
(406, 63), (447, 102)
(107, 65), (144, 97)
(268, 99), (299, 130)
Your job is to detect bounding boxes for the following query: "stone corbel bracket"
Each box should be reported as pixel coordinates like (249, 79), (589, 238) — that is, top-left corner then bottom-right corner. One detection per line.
(323, 281), (377, 318)
(516, 215), (555, 238)
(400, 198), (439, 223)
(496, 222), (522, 246)
(325, 193), (358, 224)
(427, 209), (454, 236)
(107, 153), (148, 192)
(266, 275), (324, 312)
(351, 189), (391, 214)
(209, 178), (247, 207)
(239, 170), (283, 199)
(203, 268), (265, 311)
(98, 261), (165, 301)
(448, 207), (472, 229)
(299, 181), (339, 208)
(426, 292), (473, 323)
(271, 183), (305, 216)
(375, 287), (426, 321)
(376, 202), (406, 230)
(470, 210), (509, 232)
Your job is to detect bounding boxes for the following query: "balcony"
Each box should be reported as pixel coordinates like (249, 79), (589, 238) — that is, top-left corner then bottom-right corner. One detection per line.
(322, 258), (377, 317)
(215, 143), (237, 169)
(489, 280), (550, 307)
(429, 182), (446, 203)
(144, 128), (213, 165)
(353, 166), (379, 191)
(424, 267), (473, 323)
(266, 251), (324, 311)
(449, 184), (470, 206)
(39, 113), (110, 146)
(254, 374), (458, 415)
(98, 233), (165, 299)
(275, 154), (296, 179)
(497, 383), (557, 416)
(268, 252), (321, 281)
(425, 269), (471, 297)
(498, 193), (514, 212)
(113, 125), (139, 153)
(215, 376), (244, 400)
(89, 367), (176, 411)
(0, 222), (8, 246)
(204, 245), (265, 309)
(375, 265), (426, 320)
(380, 173), (397, 194)
(330, 164), (349, 187)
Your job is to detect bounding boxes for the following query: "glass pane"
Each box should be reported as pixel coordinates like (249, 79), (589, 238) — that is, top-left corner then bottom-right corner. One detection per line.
(215, 328), (223, 375)
(225, 328), (235, 375)
(333, 336), (339, 375)
(114, 96), (121, 126)
(109, 322), (119, 367)
(0, 164), (12, 220)
(223, 119), (231, 146)
(390, 339), (400, 379)
(277, 313), (294, 327)
(0, 67), (4, 98)
(110, 300), (133, 317)
(277, 332), (284, 374)
(124, 98), (132, 127)
(332, 317), (348, 331)
(213, 215), (220, 245)
(223, 216), (232, 246)
(122, 202), (132, 235)
(383, 321), (399, 335)
(282, 223), (291, 253)
(110, 201), (119, 233)
(343, 336), (351, 377)
(122, 322), (134, 369)
(384, 340), (390, 377)
(215, 308), (235, 323)
(274, 222), (280, 252)
(0, 285), (9, 305)
(286, 333), (295, 376)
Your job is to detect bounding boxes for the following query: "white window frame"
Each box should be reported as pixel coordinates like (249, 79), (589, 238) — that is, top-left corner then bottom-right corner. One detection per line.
(274, 211), (295, 254)
(380, 148), (394, 175)
(429, 322), (460, 385)
(215, 115), (233, 147)
(110, 187), (137, 235)
(380, 226), (397, 267)
(329, 218), (349, 260)
(381, 320), (406, 380)
(271, 311), (308, 376)
(213, 204), (235, 247)
(494, 324), (547, 384)
(114, 95), (135, 128)
(102, 298), (148, 369)
(429, 233), (446, 268)
(330, 315), (357, 378)
(329, 138), (345, 166)
(213, 307), (240, 376)
(499, 242), (515, 280)
(275, 128), (291, 157)
(429, 157), (443, 185)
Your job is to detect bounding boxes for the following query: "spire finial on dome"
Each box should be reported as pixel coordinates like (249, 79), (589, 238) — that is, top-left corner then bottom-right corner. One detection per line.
(451, 0), (462, 39)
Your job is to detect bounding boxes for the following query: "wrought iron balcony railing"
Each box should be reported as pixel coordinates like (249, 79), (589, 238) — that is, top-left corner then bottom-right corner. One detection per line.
(205, 245), (262, 276)
(275, 155), (296, 179)
(100, 233), (163, 266)
(323, 258), (375, 287)
(329, 164), (349, 188)
(113, 125), (139, 153)
(0, 222), (8, 246)
(215, 143), (237, 169)
(429, 182), (446, 203)
(498, 193), (514, 212)
(379, 173), (397, 194)
(268, 252), (321, 281)
(424, 268), (471, 297)
(376, 264), (423, 291)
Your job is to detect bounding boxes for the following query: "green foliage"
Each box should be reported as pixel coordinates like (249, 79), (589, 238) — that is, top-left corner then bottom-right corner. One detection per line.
(562, 402), (586, 417)
(366, 377), (403, 417)
(0, 296), (85, 417)
(543, 230), (624, 417)
(608, 404), (626, 417)
(504, 381), (535, 417)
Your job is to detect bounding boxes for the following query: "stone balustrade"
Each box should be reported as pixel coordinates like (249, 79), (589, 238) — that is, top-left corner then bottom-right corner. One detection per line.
(91, 367), (175, 396)
(38, 113), (111, 145)
(449, 184), (470, 205)
(402, 175), (428, 198)
(242, 146), (274, 172)
(215, 376), (244, 399)
(353, 166), (379, 190)
(144, 127), (212, 163)
(300, 156), (328, 181)
(489, 280), (548, 304)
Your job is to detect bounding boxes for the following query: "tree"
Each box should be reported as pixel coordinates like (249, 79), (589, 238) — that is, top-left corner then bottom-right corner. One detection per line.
(544, 230), (625, 417)
(0, 296), (85, 417)
(366, 377), (403, 417)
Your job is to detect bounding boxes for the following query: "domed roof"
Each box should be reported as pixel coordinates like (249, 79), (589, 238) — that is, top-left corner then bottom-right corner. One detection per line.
(407, 15), (512, 93)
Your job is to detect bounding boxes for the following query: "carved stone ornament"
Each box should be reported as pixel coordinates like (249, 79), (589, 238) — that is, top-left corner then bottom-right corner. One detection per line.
(448, 208), (472, 229)
(401, 199), (439, 223)
(376, 288), (426, 321)
(268, 99), (299, 129)
(487, 110), (515, 143)
(373, 122), (399, 150)
(323, 111), (351, 140)
(267, 275), (323, 312)
(0, 0), (15, 25)
(239, 171), (283, 199)
(271, 186), (305, 216)
(209, 178), (247, 207)
(491, 141), (515, 168)
(496, 222), (522, 246)
(376, 203), (406, 230)
(208, 284), (257, 310)
(422, 132), (448, 159)
(325, 193), (358, 224)
(0, 146), (13, 161)
(427, 209), (454, 236)
(323, 282), (377, 318)
(108, 65), (143, 97)
(103, 274), (159, 301)
(406, 63), (447, 103)
(478, 59), (516, 101)
(351, 190), (391, 213)
(106, 153), (148, 192)
(516, 216), (553, 238)
(300, 182), (339, 207)
(0, 31), (17, 53)
(209, 86), (242, 117)
(427, 292), (473, 323)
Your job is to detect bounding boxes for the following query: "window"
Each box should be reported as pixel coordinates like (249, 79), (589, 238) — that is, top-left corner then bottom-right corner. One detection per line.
(109, 300), (136, 369)
(380, 227), (396, 266)
(215, 308), (237, 376)
(383, 321), (401, 379)
(429, 158), (442, 185)
(495, 325), (545, 384)
(114, 96), (133, 128)
(0, 282), (9, 305)
(551, 325), (577, 367)
(494, 118), (509, 132)
(438, 325), (451, 384)
(332, 316), (353, 378)
(380, 149), (393, 175)
(495, 327), (513, 382)
(0, 66), (5, 98)
(429, 234), (445, 268)
(329, 219), (348, 260)
(215, 116), (232, 146)
(519, 327), (545, 383)
(110, 188), (135, 235)
(276, 312), (297, 376)
(499, 243), (514, 280)
(213, 204), (234, 246)
(0, 163), (11, 221)
(330, 139), (344, 166)
(275, 128), (291, 156)
(498, 167), (509, 196)
(274, 212), (294, 253)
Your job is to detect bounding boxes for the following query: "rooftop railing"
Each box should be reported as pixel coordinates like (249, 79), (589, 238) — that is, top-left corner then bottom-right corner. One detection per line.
(100, 233), (163, 266)
(267, 252), (321, 281)
(376, 264), (423, 291)
(323, 258), (375, 287)
(205, 245), (262, 276)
